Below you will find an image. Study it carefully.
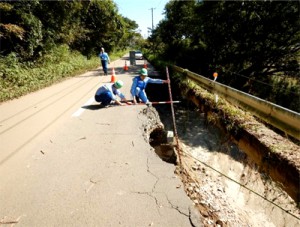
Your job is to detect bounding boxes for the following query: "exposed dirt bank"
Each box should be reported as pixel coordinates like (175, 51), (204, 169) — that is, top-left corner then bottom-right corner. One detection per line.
(185, 87), (300, 205)
(142, 104), (300, 226)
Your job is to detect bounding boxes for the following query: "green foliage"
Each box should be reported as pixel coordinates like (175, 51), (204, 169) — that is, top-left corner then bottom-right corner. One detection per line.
(150, 0), (300, 112)
(0, 45), (99, 102)
(0, 0), (142, 102)
(20, 12), (43, 58)
(0, 0), (42, 59)
(34, 1), (84, 47)
(0, 2), (13, 11)
(0, 0), (141, 59)
(269, 76), (300, 112)
(201, 1), (299, 78)
(0, 23), (25, 40)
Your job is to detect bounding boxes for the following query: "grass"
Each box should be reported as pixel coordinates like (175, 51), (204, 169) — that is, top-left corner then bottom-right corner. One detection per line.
(175, 73), (255, 136)
(0, 45), (128, 103)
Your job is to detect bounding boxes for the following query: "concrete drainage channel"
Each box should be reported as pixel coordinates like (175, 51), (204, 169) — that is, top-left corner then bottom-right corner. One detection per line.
(143, 105), (300, 227)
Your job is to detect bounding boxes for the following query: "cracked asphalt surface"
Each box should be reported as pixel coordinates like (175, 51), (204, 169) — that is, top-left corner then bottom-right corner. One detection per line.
(0, 56), (198, 226)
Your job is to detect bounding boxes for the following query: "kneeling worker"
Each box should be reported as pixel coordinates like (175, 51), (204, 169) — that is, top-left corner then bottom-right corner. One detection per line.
(130, 68), (169, 105)
(95, 80), (128, 107)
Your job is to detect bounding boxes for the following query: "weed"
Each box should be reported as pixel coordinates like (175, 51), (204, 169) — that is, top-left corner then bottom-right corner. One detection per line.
(0, 45), (107, 102)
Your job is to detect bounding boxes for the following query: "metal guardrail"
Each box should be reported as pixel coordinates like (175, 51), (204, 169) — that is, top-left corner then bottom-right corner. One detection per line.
(172, 65), (300, 140)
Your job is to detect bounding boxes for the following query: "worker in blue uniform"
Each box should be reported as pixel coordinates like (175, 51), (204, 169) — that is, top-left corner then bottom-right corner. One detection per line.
(98, 47), (110, 75)
(95, 80), (128, 107)
(130, 68), (169, 105)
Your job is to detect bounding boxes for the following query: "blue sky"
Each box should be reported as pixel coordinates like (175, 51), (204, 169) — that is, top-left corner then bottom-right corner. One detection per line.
(114, 0), (170, 38)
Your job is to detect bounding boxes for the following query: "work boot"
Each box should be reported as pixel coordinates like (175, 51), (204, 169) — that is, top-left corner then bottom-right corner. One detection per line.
(135, 96), (141, 103)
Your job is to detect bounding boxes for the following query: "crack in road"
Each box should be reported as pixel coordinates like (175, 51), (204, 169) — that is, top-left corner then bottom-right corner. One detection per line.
(131, 158), (192, 223)
(164, 194), (189, 217)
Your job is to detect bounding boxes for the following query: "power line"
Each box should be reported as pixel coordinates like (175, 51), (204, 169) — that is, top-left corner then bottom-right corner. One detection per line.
(156, 0), (163, 8)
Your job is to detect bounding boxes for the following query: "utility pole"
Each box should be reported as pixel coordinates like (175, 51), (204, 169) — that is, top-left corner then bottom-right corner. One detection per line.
(149, 7), (155, 31)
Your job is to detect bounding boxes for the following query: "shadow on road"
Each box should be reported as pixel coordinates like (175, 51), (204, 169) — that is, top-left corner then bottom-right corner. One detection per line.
(82, 104), (125, 110)
(81, 104), (103, 110)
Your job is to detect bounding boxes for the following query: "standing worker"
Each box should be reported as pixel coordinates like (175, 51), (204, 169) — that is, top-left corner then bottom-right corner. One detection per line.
(98, 47), (110, 75)
(130, 68), (169, 105)
(95, 80), (129, 107)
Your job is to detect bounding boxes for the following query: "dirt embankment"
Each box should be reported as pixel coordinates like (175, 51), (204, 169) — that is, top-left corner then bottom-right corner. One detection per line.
(185, 87), (300, 205)
(141, 67), (300, 226)
(142, 100), (299, 226)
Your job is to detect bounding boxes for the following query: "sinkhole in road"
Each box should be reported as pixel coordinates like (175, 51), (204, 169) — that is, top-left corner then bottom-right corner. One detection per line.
(149, 127), (177, 165)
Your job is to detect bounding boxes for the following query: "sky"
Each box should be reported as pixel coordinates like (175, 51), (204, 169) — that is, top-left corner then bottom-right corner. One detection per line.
(114, 0), (170, 38)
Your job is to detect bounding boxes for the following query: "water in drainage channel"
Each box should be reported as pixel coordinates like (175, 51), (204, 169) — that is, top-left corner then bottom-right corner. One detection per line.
(149, 103), (300, 227)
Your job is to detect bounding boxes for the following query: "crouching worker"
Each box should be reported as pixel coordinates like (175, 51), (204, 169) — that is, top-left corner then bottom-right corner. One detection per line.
(130, 68), (169, 105)
(94, 80), (129, 107)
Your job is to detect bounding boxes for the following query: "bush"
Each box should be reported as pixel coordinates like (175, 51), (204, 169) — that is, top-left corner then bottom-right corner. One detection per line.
(0, 45), (99, 102)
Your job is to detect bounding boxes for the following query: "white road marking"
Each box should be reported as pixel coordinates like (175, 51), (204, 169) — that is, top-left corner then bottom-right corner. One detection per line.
(71, 97), (94, 117)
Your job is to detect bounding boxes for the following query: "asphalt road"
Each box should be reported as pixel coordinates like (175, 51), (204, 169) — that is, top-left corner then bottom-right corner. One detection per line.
(0, 56), (197, 226)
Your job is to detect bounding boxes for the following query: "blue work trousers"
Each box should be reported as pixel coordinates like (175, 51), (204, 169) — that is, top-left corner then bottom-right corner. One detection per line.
(95, 91), (113, 106)
(134, 87), (148, 103)
(101, 60), (108, 75)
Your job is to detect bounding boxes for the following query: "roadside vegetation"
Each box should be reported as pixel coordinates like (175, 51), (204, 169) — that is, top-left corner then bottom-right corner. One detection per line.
(0, 45), (128, 102)
(1, 0), (299, 113)
(145, 0), (299, 112)
(0, 0), (143, 103)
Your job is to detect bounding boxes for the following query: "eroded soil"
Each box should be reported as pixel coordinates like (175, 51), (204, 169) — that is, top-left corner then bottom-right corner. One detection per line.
(145, 105), (300, 227)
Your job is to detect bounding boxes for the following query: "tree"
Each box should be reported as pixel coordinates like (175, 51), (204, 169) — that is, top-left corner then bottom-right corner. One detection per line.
(151, 0), (299, 111)
(0, 0), (42, 60)
(34, 1), (85, 48)
(199, 1), (300, 85)
(149, 0), (207, 72)
(118, 17), (140, 49)
(0, 0), (143, 60)
(70, 0), (123, 57)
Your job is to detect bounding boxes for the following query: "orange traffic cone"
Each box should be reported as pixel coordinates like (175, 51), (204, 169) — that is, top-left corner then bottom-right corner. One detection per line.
(123, 61), (128, 71)
(143, 60), (147, 69)
(110, 68), (116, 82)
